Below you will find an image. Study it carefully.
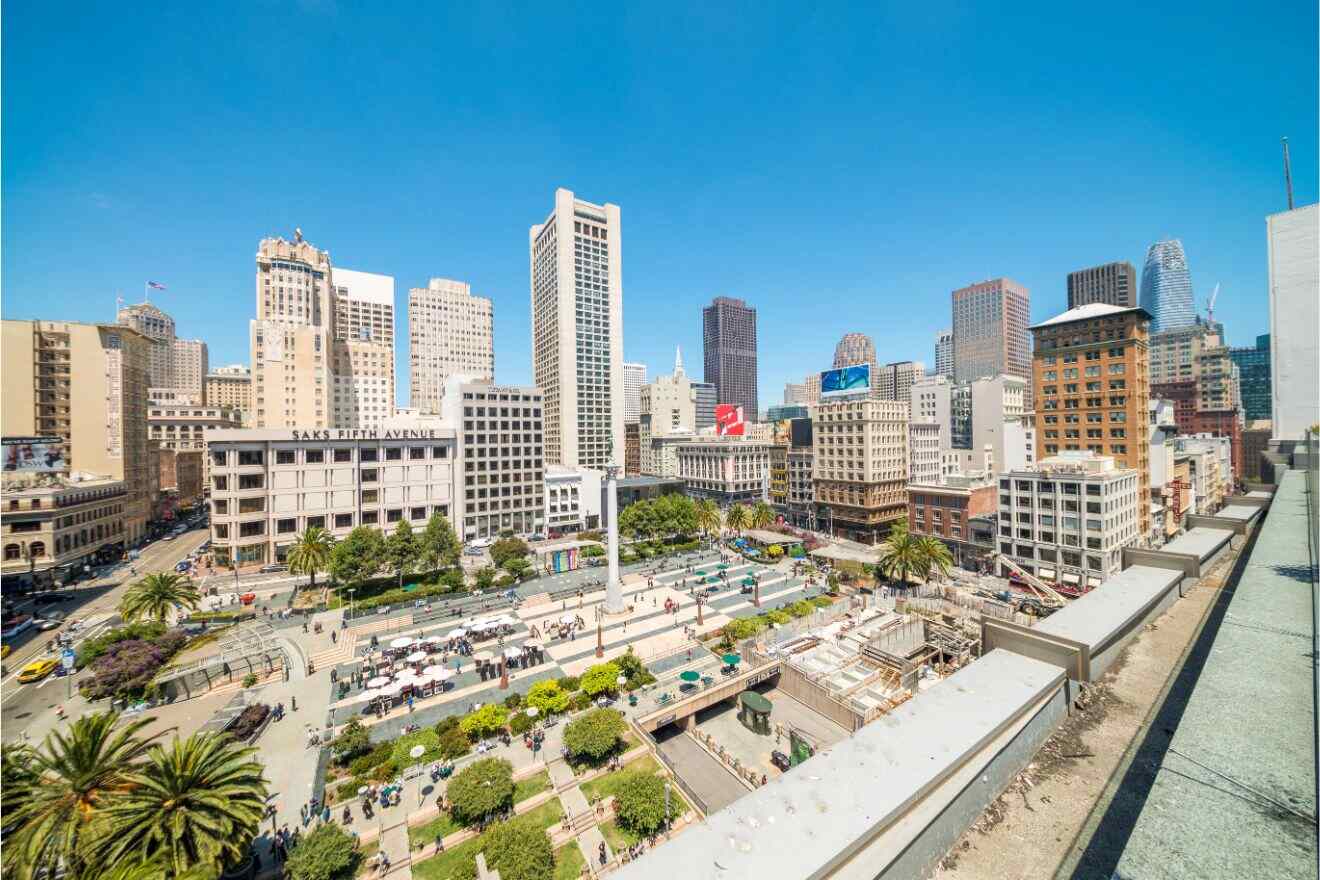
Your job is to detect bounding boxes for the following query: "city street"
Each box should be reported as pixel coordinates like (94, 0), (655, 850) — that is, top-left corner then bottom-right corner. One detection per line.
(0, 525), (210, 744)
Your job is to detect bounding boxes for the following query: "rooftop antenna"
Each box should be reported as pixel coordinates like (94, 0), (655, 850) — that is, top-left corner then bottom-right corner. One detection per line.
(1282, 137), (1295, 210)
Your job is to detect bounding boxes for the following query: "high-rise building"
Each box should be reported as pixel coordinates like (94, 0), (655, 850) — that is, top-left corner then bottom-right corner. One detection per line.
(1266, 204), (1319, 440)
(1229, 334), (1271, 423)
(812, 398), (910, 543)
(408, 278), (494, 415)
(872, 361), (925, 404)
(1067, 261), (1137, 309)
(1031, 302), (1151, 539)
(933, 328), (953, 378)
(2, 320), (153, 543)
(638, 349), (696, 476)
(250, 231), (334, 429)
(623, 362), (647, 424)
(1139, 240), (1195, 332)
(804, 372), (822, 406)
(691, 381), (717, 431)
(1150, 321), (1242, 477)
(116, 301), (208, 404)
(205, 365), (252, 426)
(703, 296), (758, 416)
(623, 423), (641, 476)
(529, 188), (624, 468)
(833, 333), (876, 369)
(908, 421), (942, 486)
(951, 278), (1031, 384)
(331, 268), (395, 430)
(783, 381), (811, 407)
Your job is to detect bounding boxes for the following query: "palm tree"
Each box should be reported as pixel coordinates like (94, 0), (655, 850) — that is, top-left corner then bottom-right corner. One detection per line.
(695, 499), (722, 541)
(875, 522), (923, 586)
(6, 712), (157, 880)
(118, 573), (200, 624)
(724, 503), (750, 536)
(91, 733), (269, 880)
(286, 525), (334, 590)
(916, 536), (953, 582)
(750, 501), (775, 531)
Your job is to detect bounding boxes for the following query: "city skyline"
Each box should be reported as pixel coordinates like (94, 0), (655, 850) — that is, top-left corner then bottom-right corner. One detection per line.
(3, 4), (1316, 406)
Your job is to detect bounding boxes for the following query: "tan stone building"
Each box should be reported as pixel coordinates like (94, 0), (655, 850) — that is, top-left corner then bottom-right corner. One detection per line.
(408, 279), (494, 415)
(812, 398), (910, 543)
(331, 268), (396, 430)
(205, 366), (252, 426)
(1030, 303), (1151, 539)
(1, 474), (130, 588)
(2, 319), (153, 543)
(157, 448), (204, 508)
(148, 401), (241, 492)
(250, 232), (334, 429)
(116, 301), (208, 404)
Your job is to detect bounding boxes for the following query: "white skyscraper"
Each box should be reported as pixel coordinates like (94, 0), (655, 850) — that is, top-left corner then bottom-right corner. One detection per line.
(934, 328), (953, 377)
(330, 268), (396, 429)
(408, 278), (494, 414)
(623, 362), (647, 424)
(1267, 203), (1319, 439)
(530, 188), (623, 468)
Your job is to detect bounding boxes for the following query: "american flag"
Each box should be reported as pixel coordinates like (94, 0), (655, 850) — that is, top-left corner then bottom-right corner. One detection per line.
(147, 281), (167, 290)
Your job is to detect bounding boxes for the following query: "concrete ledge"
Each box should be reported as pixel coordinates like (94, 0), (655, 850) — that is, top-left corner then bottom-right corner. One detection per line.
(1187, 509), (1257, 536)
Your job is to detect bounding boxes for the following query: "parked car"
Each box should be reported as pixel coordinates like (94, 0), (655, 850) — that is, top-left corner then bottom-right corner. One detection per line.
(258, 563), (288, 574)
(175, 561), (193, 573)
(34, 618), (62, 632)
(462, 547), (484, 557)
(468, 537), (496, 549)
(528, 533), (546, 542)
(17, 657), (59, 683)
(770, 750), (791, 772)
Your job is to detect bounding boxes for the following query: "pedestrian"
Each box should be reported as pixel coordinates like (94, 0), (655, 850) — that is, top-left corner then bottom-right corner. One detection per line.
(331, 630), (338, 644)
(291, 696), (298, 712)
(300, 803), (308, 823)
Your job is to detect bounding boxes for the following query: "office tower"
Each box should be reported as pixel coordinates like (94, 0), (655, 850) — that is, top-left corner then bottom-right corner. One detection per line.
(327, 267), (395, 430)
(409, 278), (494, 414)
(951, 278), (1031, 384)
(766, 404), (809, 422)
(623, 362), (647, 424)
(1229, 334), (1271, 422)
(703, 296), (758, 416)
(638, 349), (696, 475)
(250, 230), (334, 429)
(117, 301), (207, 404)
(2, 320), (153, 543)
(529, 188), (624, 468)
(908, 420), (942, 485)
(872, 361), (925, 404)
(833, 332), (876, 369)
(205, 365), (252, 426)
(783, 381), (810, 406)
(1031, 303), (1151, 539)
(1150, 322), (1242, 477)
(676, 437), (775, 505)
(1267, 204), (1319, 440)
(148, 401), (240, 497)
(1140, 240), (1196, 332)
(804, 372), (822, 406)
(691, 381), (717, 431)
(934, 328), (953, 378)
(623, 423), (640, 476)
(812, 398), (910, 543)
(1067, 261), (1137, 309)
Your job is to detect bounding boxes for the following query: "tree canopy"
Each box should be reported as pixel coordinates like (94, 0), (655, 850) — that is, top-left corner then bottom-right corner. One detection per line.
(612, 771), (681, 835)
(446, 758), (514, 825)
(459, 704), (508, 740)
(579, 662), (621, 697)
(329, 526), (385, 586)
(384, 520), (420, 587)
(563, 708), (625, 762)
(118, 574), (200, 624)
(284, 823), (360, 880)
(419, 511), (461, 572)
(489, 537), (530, 568)
(480, 820), (554, 880)
(524, 680), (569, 716)
(618, 494), (698, 541)
(287, 526), (334, 589)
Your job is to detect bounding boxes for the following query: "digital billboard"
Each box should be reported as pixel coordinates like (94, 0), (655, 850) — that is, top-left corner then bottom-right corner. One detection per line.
(2, 437), (68, 473)
(820, 363), (871, 397)
(715, 404), (746, 436)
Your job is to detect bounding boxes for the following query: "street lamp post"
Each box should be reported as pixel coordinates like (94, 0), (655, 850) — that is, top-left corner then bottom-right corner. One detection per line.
(347, 588), (356, 620)
(664, 782), (671, 831)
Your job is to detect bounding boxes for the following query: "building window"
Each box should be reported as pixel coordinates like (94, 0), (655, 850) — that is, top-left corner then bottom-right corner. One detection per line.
(410, 506), (426, 521)
(275, 450), (296, 465)
(362, 510), (378, 525)
(409, 447), (426, 460)
(213, 476), (228, 491)
(237, 451), (264, 466)
(361, 469), (378, 483)
(333, 448), (353, 463)
(386, 508), (402, 523)
(334, 513), (353, 529)
(432, 446), (448, 459)
(238, 498), (265, 514)
(385, 448), (402, 461)
(306, 449), (324, 463)
(238, 521), (265, 538)
(238, 474), (264, 491)
(213, 524), (229, 539)
(212, 451), (226, 467)
(3, 544), (19, 560)
(277, 519), (297, 534)
(307, 515), (326, 529)
(360, 448), (378, 462)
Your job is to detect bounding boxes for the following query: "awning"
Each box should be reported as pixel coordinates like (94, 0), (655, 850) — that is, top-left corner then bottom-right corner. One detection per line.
(1038, 568), (1057, 580)
(1061, 572), (1081, 585)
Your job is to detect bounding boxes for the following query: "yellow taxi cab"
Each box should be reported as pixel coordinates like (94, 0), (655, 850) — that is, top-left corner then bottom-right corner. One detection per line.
(17, 657), (58, 684)
(1, 644), (11, 660)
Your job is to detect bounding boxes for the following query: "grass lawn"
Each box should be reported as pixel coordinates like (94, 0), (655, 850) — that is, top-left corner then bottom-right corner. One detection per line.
(598, 819), (639, 853)
(553, 842), (586, 880)
(579, 756), (661, 803)
(619, 731), (639, 751)
(407, 810), (464, 849)
(513, 769), (551, 804)
(353, 840), (380, 877)
(411, 797), (564, 880)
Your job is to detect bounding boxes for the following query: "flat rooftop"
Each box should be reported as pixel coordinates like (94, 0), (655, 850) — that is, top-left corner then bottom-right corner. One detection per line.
(1212, 504), (1261, 523)
(1108, 467), (1318, 878)
(1161, 526), (1234, 560)
(1034, 564), (1182, 648)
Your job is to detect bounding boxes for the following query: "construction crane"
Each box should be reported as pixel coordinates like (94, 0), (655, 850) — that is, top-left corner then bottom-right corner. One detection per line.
(988, 553), (1067, 608)
(1206, 283), (1220, 326)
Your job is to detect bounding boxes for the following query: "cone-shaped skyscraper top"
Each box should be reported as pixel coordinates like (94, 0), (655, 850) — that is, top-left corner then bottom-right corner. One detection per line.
(1139, 239), (1195, 332)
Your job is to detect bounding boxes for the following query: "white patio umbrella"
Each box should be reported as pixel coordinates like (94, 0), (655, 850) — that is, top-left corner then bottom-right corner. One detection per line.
(522, 639), (542, 649)
(492, 615), (519, 628)
(352, 688), (383, 703)
(559, 614), (576, 625)
(380, 680), (407, 695)
(420, 665), (446, 677)
(405, 651), (427, 663)
(424, 634), (444, 643)
(525, 706), (539, 717)
(503, 647), (523, 659)
(446, 628), (467, 638)
(430, 666), (455, 681)
(394, 669), (420, 681)
(365, 676), (392, 688)
(389, 637), (415, 649)
(472, 650), (493, 663)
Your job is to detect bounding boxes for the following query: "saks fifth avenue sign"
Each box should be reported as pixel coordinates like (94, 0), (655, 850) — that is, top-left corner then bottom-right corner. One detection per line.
(290, 429), (441, 441)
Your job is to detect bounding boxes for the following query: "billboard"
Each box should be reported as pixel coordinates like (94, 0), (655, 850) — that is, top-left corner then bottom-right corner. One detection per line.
(2, 437), (68, 473)
(820, 363), (871, 398)
(715, 404), (746, 436)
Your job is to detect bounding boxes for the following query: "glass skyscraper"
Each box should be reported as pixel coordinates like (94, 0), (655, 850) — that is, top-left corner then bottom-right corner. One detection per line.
(1139, 239), (1195, 332)
(1229, 333), (1272, 422)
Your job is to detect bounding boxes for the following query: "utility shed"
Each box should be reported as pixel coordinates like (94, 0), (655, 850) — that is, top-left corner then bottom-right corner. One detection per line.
(1161, 526), (1234, 564)
(612, 650), (1068, 880)
(1212, 504), (1260, 526)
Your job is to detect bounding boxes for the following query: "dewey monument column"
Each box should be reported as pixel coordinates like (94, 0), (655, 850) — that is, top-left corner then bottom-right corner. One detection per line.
(603, 462), (627, 614)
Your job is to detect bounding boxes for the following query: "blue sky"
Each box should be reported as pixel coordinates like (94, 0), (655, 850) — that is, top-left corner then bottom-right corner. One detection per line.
(4, 2), (1315, 408)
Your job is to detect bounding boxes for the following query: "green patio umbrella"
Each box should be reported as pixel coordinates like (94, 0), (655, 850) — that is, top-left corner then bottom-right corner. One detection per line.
(742, 577), (756, 586)
(695, 570), (707, 576)
(679, 670), (701, 683)
(722, 653), (741, 666)
(705, 576), (721, 584)
(717, 563), (730, 570)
